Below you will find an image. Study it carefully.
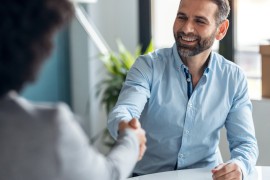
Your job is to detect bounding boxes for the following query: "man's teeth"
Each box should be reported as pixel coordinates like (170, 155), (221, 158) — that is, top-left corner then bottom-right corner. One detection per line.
(182, 36), (196, 42)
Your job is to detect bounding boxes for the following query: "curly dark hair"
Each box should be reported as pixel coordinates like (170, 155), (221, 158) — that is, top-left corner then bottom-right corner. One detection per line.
(0, 0), (74, 97)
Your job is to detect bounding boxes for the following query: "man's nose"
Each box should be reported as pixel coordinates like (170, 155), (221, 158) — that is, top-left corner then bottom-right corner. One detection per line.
(182, 21), (195, 34)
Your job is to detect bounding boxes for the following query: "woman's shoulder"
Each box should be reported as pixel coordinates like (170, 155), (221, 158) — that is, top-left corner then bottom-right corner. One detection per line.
(0, 91), (75, 127)
(0, 91), (87, 145)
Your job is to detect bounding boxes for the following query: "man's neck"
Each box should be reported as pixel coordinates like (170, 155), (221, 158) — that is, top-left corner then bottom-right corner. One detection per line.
(181, 49), (211, 87)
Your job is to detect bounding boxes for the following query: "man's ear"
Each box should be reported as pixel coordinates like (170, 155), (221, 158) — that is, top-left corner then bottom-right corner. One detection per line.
(216, 19), (229, 40)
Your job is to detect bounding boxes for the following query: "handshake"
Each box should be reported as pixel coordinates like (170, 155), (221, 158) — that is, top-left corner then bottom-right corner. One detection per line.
(118, 118), (147, 161)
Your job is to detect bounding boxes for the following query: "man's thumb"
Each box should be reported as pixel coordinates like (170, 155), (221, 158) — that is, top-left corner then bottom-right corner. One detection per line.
(129, 118), (140, 129)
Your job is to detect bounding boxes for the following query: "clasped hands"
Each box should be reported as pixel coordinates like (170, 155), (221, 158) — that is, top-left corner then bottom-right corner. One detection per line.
(118, 118), (147, 161)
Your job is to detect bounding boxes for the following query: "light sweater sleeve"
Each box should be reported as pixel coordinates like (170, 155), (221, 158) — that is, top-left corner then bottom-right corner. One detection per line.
(55, 103), (139, 180)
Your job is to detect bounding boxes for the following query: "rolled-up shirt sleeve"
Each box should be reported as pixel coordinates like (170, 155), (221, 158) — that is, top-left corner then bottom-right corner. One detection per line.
(107, 55), (153, 139)
(225, 69), (259, 179)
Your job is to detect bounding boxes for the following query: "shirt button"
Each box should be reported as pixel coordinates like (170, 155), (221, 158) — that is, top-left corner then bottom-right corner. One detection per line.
(186, 78), (191, 82)
(201, 78), (206, 84)
(185, 130), (190, 134)
(179, 154), (184, 159)
(189, 103), (193, 108)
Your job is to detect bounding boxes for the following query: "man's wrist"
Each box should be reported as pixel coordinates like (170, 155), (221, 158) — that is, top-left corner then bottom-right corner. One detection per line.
(227, 159), (246, 180)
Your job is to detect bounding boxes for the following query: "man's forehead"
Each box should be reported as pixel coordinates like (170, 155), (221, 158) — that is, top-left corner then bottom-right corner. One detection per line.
(178, 0), (218, 19)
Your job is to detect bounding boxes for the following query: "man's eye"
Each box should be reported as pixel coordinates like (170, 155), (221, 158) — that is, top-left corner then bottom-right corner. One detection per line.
(196, 19), (205, 24)
(178, 16), (187, 20)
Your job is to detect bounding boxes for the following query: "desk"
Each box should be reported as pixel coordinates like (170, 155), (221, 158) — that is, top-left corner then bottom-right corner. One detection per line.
(128, 166), (270, 180)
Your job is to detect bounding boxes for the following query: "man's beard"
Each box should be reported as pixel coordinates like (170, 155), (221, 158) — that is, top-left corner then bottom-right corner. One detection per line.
(174, 30), (216, 58)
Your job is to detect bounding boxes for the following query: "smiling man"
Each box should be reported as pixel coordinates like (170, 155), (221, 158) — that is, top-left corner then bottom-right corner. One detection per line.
(108, 0), (258, 179)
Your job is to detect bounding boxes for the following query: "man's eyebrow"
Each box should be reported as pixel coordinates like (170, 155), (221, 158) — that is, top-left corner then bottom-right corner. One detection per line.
(176, 12), (210, 23)
(195, 16), (208, 21)
(177, 12), (186, 16)
(195, 16), (210, 23)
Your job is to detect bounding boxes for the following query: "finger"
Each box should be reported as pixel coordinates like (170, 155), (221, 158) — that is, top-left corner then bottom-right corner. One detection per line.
(141, 134), (147, 145)
(129, 118), (141, 129)
(211, 163), (226, 173)
(138, 129), (146, 143)
(129, 118), (138, 128)
(212, 163), (238, 179)
(138, 145), (147, 160)
(138, 136), (147, 157)
(212, 169), (241, 180)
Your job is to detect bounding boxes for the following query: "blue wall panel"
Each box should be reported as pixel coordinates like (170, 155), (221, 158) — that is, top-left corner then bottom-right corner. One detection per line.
(21, 28), (71, 106)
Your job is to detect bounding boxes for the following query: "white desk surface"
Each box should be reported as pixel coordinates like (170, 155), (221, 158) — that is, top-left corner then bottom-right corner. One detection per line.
(128, 166), (270, 180)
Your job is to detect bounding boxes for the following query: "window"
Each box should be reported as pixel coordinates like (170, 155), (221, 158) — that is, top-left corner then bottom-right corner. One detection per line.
(235, 0), (270, 99)
(151, 0), (270, 99)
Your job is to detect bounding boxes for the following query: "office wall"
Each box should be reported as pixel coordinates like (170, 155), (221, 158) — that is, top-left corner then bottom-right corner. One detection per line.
(219, 99), (270, 166)
(89, 0), (139, 52)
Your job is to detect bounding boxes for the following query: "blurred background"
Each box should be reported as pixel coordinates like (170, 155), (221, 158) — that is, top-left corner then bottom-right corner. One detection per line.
(21, 0), (270, 166)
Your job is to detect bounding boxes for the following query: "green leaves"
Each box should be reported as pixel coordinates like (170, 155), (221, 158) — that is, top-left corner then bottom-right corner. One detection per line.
(98, 40), (154, 114)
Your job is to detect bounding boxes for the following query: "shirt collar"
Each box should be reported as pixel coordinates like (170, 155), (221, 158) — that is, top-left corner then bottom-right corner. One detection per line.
(173, 43), (185, 70)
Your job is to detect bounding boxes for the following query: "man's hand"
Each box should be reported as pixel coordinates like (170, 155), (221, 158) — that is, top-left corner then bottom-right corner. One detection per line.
(212, 162), (242, 180)
(118, 118), (147, 161)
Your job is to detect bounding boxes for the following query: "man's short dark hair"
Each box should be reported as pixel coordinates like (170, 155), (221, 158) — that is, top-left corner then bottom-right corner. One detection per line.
(210, 0), (230, 25)
(0, 0), (74, 97)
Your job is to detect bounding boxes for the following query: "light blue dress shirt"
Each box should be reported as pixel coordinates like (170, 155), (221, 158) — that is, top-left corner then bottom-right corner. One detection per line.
(108, 43), (258, 177)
